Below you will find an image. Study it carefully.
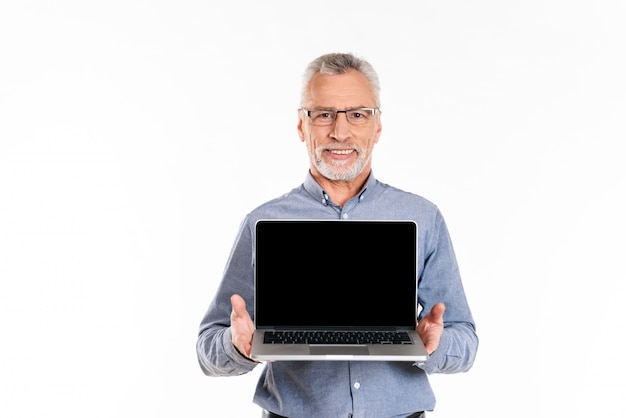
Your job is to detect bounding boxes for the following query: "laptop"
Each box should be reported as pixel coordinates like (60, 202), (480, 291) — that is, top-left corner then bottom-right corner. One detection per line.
(250, 219), (429, 362)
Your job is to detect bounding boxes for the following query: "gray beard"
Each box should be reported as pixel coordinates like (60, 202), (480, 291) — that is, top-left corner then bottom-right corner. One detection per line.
(313, 146), (369, 181)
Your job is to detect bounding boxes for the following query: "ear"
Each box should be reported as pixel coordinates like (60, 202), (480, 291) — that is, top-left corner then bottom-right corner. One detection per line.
(373, 112), (382, 144)
(297, 109), (306, 142)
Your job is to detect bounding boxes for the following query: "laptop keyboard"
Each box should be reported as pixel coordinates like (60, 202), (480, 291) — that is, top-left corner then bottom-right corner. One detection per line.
(263, 330), (413, 345)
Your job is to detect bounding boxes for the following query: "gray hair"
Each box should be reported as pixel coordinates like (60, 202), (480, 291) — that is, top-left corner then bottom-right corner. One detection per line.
(300, 53), (381, 107)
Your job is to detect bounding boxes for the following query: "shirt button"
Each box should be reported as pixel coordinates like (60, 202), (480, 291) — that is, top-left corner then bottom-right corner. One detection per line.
(342, 213), (349, 219)
(353, 382), (360, 389)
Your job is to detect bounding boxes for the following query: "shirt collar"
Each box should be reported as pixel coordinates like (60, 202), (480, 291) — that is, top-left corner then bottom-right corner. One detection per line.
(303, 170), (377, 206)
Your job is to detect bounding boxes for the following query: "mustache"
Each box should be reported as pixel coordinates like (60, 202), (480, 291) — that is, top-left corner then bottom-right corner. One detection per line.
(318, 144), (362, 152)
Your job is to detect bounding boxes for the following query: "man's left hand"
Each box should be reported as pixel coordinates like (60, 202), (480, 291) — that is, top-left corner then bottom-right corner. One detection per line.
(417, 302), (445, 355)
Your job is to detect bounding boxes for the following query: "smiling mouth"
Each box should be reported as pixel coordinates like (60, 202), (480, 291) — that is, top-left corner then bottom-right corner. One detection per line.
(328, 149), (354, 155)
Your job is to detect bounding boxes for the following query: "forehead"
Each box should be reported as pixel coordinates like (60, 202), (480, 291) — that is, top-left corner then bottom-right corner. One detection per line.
(305, 69), (376, 108)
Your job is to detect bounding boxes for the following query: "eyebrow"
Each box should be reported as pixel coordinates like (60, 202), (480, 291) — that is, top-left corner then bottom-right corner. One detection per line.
(309, 106), (372, 111)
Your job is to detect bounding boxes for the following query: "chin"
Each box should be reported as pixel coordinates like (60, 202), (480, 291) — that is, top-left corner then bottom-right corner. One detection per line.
(319, 166), (362, 182)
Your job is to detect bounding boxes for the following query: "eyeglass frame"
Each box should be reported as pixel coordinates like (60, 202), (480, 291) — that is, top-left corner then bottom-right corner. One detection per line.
(299, 107), (380, 126)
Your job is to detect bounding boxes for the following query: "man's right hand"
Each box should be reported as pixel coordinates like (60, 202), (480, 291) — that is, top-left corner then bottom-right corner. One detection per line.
(230, 294), (255, 358)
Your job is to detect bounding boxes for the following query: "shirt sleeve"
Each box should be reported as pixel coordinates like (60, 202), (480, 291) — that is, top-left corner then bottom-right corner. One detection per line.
(415, 209), (479, 374)
(196, 217), (259, 376)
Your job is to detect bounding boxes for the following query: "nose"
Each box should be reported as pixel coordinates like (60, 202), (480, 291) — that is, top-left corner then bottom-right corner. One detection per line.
(330, 113), (351, 142)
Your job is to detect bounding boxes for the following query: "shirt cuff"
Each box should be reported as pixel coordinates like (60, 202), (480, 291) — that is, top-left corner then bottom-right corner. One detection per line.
(223, 327), (260, 370)
(413, 330), (451, 374)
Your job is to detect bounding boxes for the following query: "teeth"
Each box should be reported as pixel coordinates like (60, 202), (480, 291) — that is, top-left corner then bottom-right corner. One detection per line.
(329, 149), (353, 155)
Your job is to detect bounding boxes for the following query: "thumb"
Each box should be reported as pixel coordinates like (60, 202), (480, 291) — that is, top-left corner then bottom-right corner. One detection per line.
(231, 294), (247, 316)
(429, 302), (446, 322)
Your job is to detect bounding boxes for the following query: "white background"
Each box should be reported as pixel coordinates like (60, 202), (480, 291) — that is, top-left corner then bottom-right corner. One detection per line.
(1, 1), (624, 417)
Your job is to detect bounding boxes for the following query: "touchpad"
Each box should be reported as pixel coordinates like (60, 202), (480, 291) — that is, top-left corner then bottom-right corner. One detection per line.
(310, 346), (369, 355)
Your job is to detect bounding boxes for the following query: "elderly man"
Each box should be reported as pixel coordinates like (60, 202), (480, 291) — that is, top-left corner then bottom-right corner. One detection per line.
(197, 52), (478, 418)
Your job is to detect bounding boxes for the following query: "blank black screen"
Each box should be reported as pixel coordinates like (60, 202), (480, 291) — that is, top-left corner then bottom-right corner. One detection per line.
(254, 220), (417, 328)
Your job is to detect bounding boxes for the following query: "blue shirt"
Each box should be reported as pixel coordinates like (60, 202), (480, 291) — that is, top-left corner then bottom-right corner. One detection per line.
(197, 171), (478, 418)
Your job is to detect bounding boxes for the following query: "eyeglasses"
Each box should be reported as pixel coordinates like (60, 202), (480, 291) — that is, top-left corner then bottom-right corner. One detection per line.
(300, 107), (379, 126)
